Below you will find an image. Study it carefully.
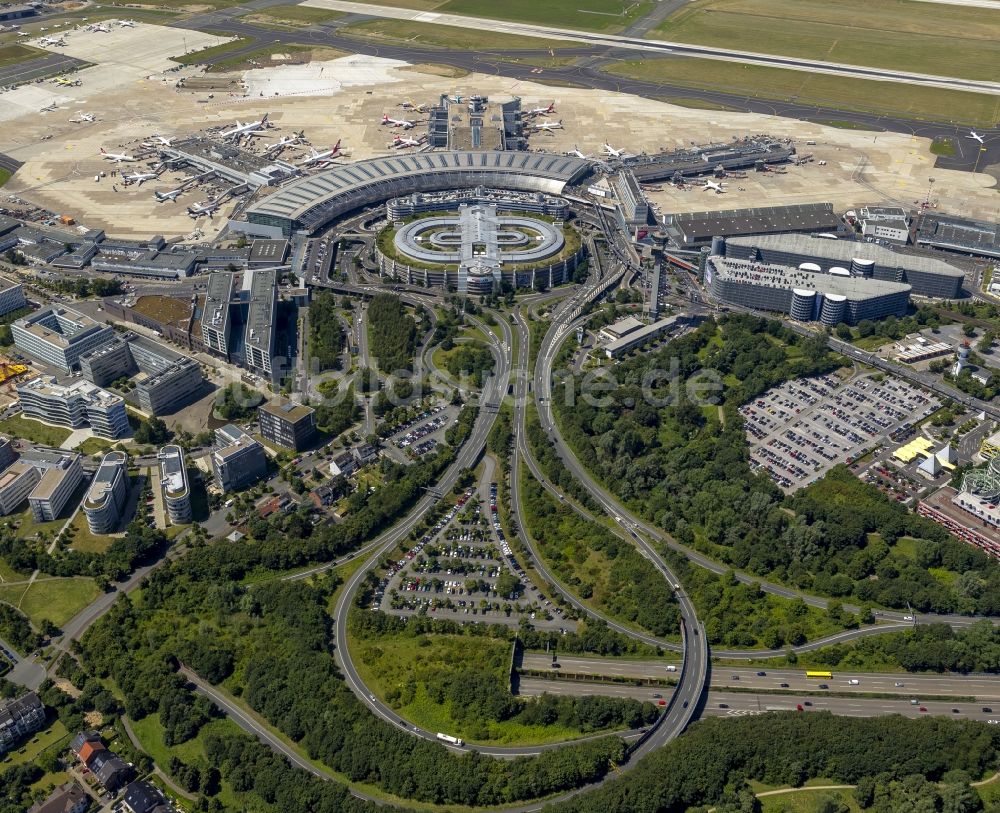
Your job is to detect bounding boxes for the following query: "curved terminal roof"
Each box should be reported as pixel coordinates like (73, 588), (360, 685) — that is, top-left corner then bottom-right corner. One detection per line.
(245, 151), (592, 233)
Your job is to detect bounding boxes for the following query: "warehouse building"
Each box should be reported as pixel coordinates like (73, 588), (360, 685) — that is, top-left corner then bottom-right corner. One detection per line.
(720, 234), (964, 298)
(212, 424), (268, 492)
(662, 203), (840, 248)
(83, 451), (129, 534)
(259, 399), (316, 451)
(17, 376), (129, 439)
(28, 452), (83, 522)
(705, 257), (910, 325)
(158, 444), (192, 524)
(914, 212), (1000, 260)
(81, 332), (204, 415)
(11, 306), (116, 372)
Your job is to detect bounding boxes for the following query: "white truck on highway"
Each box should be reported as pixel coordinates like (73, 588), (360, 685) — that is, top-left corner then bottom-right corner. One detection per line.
(437, 732), (465, 747)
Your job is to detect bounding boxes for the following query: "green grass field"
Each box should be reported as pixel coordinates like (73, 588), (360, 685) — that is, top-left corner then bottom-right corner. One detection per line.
(331, 0), (652, 31)
(171, 36), (251, 65)
(205, 43), (349, 72)
(340, 19), (578, 51)
(65, 511), (117, 554)
(0, 168), (11, 188)
(0, 414), (71, 447)
(760, 787), (861, 813)
(0, 719), (69, 768)
(130, 714), (244, 810)
(604, 58), (1000, 128)
(0, 576), (100, 628)
(76, 437), (116, 457)
(0, 43), (46, 68)
(239, 5), (345, 28)
(651, 0), (1000, 81)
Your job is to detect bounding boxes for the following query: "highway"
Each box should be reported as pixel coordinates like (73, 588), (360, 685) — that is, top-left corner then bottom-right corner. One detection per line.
(517, 679), (1000, 723)
(302, 0), (1000, 96)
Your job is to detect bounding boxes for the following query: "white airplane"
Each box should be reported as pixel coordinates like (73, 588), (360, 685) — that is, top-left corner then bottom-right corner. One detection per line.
(381, 114), (415, 129)
(188, 200), (221, 218)
(968, 130), (985, 144)
(299, 140), (346, 166)
(703, 179), (726, 193)
(400, 99), (427, 112)
(154, 189), (183, 202)
(568, 146), (589, 159)
(264, 132), (304, 155)
(529, 119), (563, 133)
(220, 113), (269, 141)
(118, 19), (136, 27)
(86, 23), (111, 32)
(526, 102), (555, 118)
(392, 134), (424, 149)
(38, 36), (66, 46)
(99, 147), (136, 162)
(69, 112), (96, 123)
(150, 134), (175, 146)
(602, 143), (628, 158)
(122, 170), (159, 186)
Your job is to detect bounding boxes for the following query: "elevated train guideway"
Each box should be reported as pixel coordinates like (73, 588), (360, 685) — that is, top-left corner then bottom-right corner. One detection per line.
(242, 151), (593, 236)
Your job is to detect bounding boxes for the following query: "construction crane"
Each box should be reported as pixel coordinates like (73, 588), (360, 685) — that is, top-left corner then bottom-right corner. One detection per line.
(0, 363), (31, 387)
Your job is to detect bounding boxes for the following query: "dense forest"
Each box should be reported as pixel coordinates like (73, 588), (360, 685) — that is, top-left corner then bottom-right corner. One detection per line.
(0, 603), (42, 655)
(368, 293), (418, 373)
(442, 342), (495, 388)
(554, 314), (1000, 615)
(310, 291), (346, 371)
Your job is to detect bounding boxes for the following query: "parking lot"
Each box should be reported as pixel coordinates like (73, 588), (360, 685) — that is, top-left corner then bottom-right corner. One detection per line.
(370, 478), (573, 632)
(381, 403), (459, 464)
(740, 372), (939, 492)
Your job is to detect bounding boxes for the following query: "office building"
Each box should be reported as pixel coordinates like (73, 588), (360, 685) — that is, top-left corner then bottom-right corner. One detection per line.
(244, 268), (277, 378)
(201, 272), (236, 359)
(81, 332), (203, 415)
(259, 399), (316, 451)
(11, 306), (116, 372)
(0, 692), (46, 755)
(705, 256), (910, 325)
(84, 451), (129, 534)
(608, 169), (650, 229)
(604, 315), (690, 359)
(720, 234), (964, 298)
(0, 462), (41, 515)
(29, 453), (83, 522)
(248, 238), (289, 267)
(17, 376), (129, 439)
(212, 424), (268, 492)
(0, 275), (27, 318)
(0, 435), (17, 471)
(158, 444), (192, 524)
(858, 205), (911, 245)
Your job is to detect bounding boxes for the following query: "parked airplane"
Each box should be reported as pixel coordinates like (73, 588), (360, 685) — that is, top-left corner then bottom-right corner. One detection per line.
(150, 134), (176, 146)
(220, 113), (269, 141)
(400, 99), (428, 112)
(602, 142), (628, 158)
(526, 102), (555, 118)
(38, 36), (66, 46)
(264, 131), (305, 154)
(154, 189), (183, 202)
(568, 146), (589, 159)
(392, 134), (425, 149)
(52, 76), (80, 86)
(381, 114), (415, 129)
(968, 130), (985, 144)
(530, 119), (563, 132)
(299, 140), (346, 166)
(188, 200), (221, 218)
(69, 112), (96, 123)
(703, 179), (726, 193)
(86, 23), (111, 32)
(99, 147), (136, 162)
(122, 171), (159, 186)
(118, 19), (136, 26)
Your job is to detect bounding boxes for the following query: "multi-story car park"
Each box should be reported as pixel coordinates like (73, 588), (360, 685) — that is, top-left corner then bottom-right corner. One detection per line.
(258, 399), (316, 452)
(719, 234), (965, 298)
(211, 424), (268, 492)
(17, 376), (130, 439)
(11, 305), (116, 372)
(0, 276), (27, 318)
(158, 444), (192, 524)
(28, 452), (82, 522)
(83, 451), (129, 534)
(705, 257), (911, 325)
(240, 151), (591, 237)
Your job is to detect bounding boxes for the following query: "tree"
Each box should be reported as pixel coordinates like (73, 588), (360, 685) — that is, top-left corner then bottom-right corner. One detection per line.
(133, 416), (170, 445)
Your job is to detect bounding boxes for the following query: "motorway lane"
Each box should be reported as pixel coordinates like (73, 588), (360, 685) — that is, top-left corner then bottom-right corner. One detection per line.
(297, 0), (1000, 95)
(521, 655), (1000, 699)
(517, 679), (1000, 723)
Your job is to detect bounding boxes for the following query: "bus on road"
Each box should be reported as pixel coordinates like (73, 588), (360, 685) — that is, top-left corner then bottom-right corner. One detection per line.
(805, 671), (833, 679)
